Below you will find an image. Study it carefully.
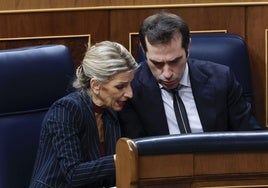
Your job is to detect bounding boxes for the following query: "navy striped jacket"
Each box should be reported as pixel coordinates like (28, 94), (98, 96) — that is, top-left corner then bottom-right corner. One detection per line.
(30, 89), (121, 188)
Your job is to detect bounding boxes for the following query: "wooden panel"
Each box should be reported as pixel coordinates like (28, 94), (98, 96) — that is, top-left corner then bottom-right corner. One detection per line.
(0, 10), (108, 44)
(193, 179), (268, 187)
(195, 152), (268, 174)
(0, 4), (265, 126)
(110, 7), (245, 49)
(140, 180), (191, 188)
(116, 138), (139, 188)
(1, 1), (268, 11)
(0, 35), (90, 68)
(116, 138), (268, 188)
(139, 154), (193, 178)
(0, 10), (109, 68)
(247, 6), (268, 127)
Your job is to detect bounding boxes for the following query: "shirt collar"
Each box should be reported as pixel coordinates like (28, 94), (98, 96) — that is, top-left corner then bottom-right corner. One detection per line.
(180, 62), (191, 87)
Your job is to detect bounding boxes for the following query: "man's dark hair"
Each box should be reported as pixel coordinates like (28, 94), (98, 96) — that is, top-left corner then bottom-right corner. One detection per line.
(139, 11), (190, 56)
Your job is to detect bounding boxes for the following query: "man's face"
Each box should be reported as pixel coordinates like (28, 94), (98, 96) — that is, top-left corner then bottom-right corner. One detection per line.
(145, 33), (189, 90)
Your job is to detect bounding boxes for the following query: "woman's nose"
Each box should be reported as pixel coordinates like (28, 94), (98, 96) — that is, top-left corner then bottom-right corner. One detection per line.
(124, 85), (133, 98)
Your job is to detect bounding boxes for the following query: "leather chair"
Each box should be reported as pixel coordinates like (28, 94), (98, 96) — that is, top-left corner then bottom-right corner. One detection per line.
(189, 33), (253, 104)
(137, 33), (254, 104)
(0, 45), (75, 188)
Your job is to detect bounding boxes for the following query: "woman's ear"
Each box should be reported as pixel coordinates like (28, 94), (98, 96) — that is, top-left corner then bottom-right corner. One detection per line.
(90, 78), (101, 95)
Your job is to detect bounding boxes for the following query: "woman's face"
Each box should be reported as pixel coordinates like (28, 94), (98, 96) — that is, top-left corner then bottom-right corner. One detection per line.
(94, 70), (135, 111)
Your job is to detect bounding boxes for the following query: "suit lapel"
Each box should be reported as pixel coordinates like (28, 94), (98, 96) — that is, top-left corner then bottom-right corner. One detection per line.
(188, 59), (216, 131)
(103, 110), (120, 155)
(138, 62), (169, 135)
(80, 89), (120, 155)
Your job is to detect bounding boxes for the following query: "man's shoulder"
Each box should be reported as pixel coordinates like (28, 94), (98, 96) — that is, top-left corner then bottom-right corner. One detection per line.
(135, 61), (149, 74)
(131, 61), (159, 93)
(132, 61), (151, 83)
(188, 58), (230, 73)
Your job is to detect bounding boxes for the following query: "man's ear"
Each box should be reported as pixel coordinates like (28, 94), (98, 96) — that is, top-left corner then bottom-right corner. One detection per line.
(90, 78), (101, 95)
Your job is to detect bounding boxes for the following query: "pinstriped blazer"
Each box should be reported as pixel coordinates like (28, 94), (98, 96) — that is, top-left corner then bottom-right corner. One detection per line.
(30, 89), (121, 188)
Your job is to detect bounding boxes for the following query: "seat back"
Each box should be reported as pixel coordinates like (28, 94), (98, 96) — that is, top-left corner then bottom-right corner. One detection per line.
(189, 33), (253, 104)
(137, 33), (253, 104)
(0, 45), (75, 188)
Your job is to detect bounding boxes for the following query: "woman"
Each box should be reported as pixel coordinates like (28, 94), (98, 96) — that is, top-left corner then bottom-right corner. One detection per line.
(30, 41), (138, 187)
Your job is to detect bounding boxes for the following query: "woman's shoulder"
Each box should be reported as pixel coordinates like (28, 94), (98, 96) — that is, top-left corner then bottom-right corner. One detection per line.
(52, 90), (91, 111)
(188, 58), (230, 71)
(58, 90), (83, 104)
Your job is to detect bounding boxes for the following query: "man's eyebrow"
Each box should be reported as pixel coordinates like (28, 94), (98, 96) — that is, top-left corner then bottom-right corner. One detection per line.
(149, 56), (182, 64)
(149, 58), (162, 64)
(169, 56), (182, 63)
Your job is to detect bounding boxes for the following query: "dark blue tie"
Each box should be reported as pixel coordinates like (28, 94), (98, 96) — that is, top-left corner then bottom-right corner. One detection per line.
(171, 88), (191, 134)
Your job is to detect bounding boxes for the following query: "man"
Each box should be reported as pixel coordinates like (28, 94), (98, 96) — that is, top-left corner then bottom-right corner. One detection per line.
(118, 11), (263, 139)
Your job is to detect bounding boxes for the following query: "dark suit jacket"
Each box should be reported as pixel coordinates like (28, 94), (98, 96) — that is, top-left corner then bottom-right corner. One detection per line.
(30, 89), (121, 188)
(119, 59), (263, 139)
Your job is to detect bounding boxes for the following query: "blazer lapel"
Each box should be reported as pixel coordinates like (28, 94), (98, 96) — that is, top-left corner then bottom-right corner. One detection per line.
(138, 62), (170, 135)
(103, 110), (120, 155)
(188, 59), (216, 131)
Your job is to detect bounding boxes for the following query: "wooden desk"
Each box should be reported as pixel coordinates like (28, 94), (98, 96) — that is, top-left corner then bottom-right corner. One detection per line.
(116, 132), (268, 188)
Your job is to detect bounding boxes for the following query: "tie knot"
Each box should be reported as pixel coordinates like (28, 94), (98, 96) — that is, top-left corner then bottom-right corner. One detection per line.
(162, 85), (183, 97)
(170, 88), (178, 94)
(163, 84), (183, 91)
(162, 87), (179, 95)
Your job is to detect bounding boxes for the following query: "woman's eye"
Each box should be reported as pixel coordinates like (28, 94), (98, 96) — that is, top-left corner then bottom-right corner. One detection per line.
(115, 85), (125, 90)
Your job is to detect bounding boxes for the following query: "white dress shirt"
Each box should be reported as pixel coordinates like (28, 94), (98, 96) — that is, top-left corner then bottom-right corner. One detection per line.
(160, 63), (203, 134)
